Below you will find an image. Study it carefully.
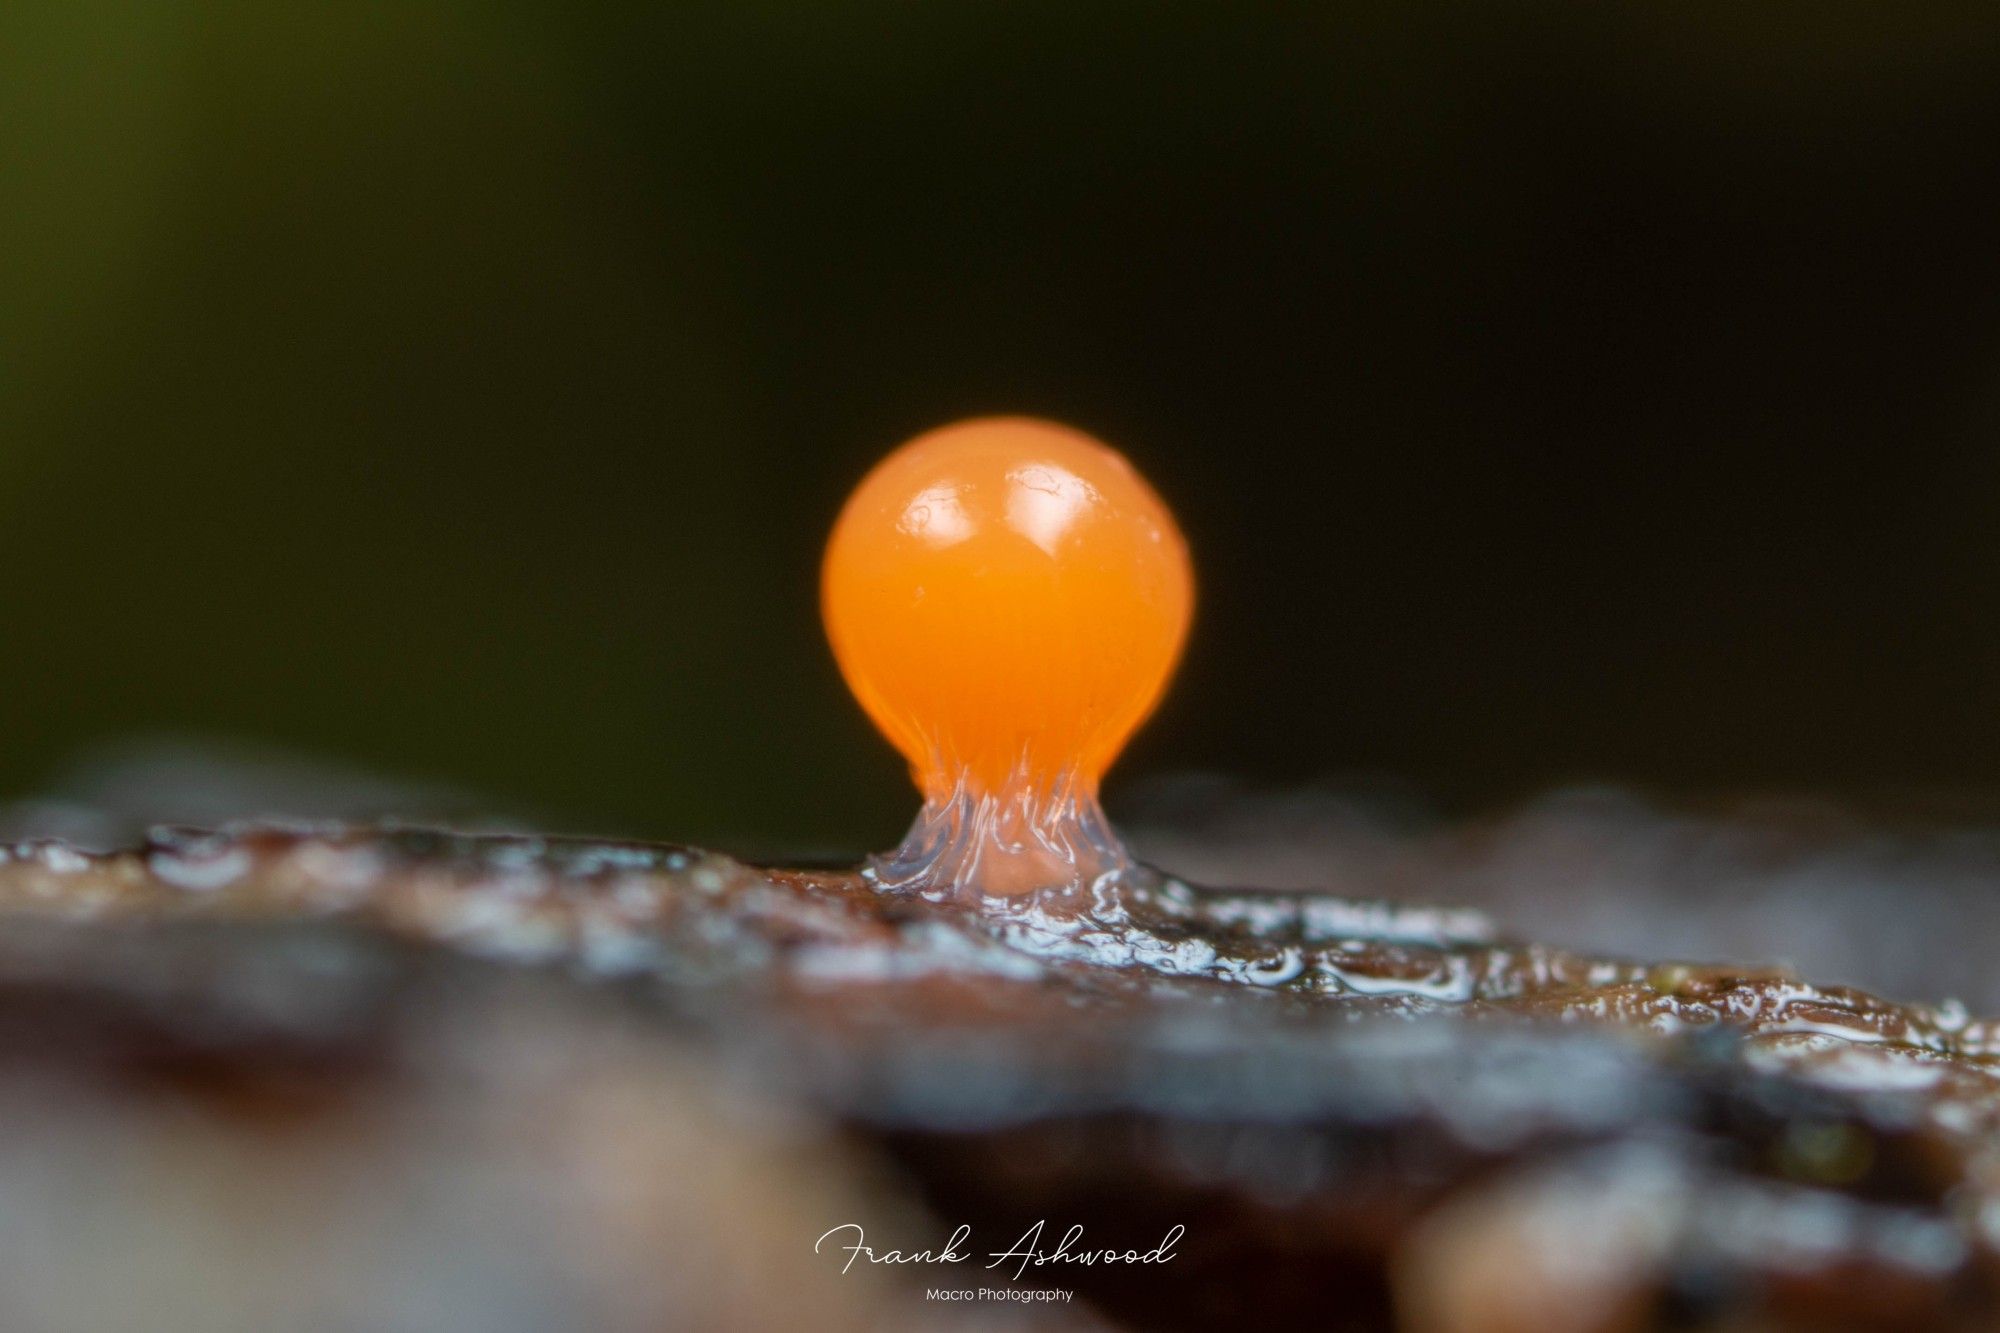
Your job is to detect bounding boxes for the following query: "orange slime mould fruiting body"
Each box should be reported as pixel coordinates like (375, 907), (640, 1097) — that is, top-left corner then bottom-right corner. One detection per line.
(822, 417), (1194, 900)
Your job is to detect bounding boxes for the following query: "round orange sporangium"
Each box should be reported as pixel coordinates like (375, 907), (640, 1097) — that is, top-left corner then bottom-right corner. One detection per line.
(823, 417), (1193, 899)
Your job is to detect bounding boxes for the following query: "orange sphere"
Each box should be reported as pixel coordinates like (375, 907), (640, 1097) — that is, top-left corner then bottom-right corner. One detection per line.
(823, 417), (1193, 806)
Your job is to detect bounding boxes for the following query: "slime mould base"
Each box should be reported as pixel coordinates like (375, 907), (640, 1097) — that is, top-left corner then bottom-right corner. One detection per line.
(4, 825), (2000, 1333)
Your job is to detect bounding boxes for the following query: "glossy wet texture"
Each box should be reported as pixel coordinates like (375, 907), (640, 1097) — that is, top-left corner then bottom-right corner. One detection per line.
(823, 418), (1192, 897)
(6, 821), (2000, 1330)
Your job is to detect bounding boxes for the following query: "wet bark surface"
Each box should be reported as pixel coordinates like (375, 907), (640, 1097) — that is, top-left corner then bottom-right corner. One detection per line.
(3, 821), (1997, 1332)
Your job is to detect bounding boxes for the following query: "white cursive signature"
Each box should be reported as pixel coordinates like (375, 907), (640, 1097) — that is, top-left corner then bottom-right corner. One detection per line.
(814, 1222), (1183, 1281)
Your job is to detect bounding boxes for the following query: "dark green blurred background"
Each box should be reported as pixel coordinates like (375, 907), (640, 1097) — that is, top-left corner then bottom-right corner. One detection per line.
(8, 2), (2000, 855)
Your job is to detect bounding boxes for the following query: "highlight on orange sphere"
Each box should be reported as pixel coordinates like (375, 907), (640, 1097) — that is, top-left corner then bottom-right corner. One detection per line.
(822, 416), (1193, 900)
